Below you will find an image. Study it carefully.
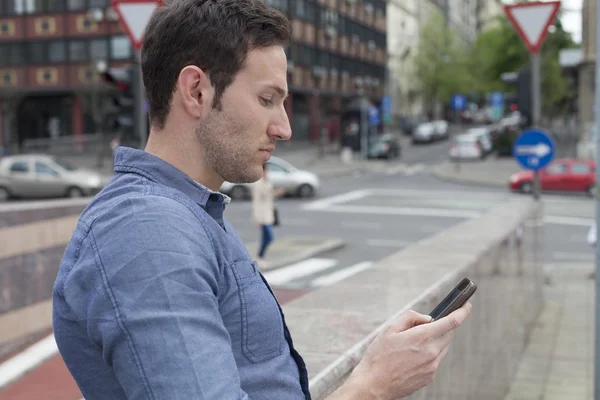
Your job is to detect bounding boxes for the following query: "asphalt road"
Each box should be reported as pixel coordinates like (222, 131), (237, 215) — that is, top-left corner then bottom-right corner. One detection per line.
(224, 146), (595, 291)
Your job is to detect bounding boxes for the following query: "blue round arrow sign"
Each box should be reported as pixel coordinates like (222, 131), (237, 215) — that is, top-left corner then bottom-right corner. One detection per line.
(513, 129), (555, 171)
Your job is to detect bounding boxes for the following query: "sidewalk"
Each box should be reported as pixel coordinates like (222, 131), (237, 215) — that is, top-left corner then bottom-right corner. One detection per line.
(505, 262), (594, 400)
(245, 236), (345, 270)
(432, 156), (520, 188)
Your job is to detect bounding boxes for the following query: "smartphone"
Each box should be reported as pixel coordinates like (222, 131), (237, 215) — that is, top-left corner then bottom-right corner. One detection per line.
(429, 278), (477, 321)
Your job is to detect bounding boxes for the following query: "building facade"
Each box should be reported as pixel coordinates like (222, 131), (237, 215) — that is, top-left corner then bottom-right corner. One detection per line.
(579, 0), (595, 152)
(386, 0), (421, 120)
(0, 0), (388, 150)
(447, 0), (478, 44)
(476, 0), (504, 34)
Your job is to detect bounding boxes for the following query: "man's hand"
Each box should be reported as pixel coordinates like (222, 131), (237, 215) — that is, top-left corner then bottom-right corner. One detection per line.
(328, 303), (472, 400)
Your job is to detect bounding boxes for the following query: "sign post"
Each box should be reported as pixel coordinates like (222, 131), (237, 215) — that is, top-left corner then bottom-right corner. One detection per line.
(513, 129), (555, 200)
(504, 1), (560, 130)
(451, 94), (465, 172)
(595, 1), (600, 398)
(112, 0), (162, 149)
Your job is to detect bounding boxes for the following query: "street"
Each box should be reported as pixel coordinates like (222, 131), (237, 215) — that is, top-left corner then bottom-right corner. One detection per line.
(0, 139), (595, 400)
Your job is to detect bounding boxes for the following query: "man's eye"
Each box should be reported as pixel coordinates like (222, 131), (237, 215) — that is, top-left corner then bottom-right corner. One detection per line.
(260, 97), (274, 106)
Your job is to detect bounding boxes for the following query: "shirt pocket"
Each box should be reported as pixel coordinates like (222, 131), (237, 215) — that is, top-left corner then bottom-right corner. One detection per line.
(230, 260), (285, 363)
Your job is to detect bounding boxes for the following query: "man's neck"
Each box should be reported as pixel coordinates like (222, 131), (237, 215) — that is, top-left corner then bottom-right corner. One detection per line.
(145, 129), (224, 191)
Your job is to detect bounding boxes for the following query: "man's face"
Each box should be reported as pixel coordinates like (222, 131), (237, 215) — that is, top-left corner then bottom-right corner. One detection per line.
(196, 46), (291, 184)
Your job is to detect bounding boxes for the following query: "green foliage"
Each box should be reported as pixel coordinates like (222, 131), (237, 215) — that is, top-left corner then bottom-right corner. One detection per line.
(411, 10), (579, 114)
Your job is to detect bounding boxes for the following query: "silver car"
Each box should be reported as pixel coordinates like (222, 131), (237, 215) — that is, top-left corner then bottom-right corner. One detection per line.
(0, 154), (109, 201)
(220, 156), (320, 200)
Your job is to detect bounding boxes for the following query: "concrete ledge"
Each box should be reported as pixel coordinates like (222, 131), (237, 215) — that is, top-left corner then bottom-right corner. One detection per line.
(431, 162), (509, 188)
(282, 197), (544, 399)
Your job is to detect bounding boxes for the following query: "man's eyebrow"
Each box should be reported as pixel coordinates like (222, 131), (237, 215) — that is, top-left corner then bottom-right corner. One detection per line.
(267, 85), (288, 99)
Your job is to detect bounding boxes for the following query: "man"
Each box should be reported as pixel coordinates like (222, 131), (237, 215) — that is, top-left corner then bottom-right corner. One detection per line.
(52, 1), (471, 399)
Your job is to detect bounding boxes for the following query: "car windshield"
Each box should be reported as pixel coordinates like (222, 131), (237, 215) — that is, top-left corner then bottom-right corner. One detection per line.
(52, 157), (78, 171)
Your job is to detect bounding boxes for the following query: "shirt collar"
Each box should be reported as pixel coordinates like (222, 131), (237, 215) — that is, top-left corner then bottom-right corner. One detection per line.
(113, 146), (231, 208)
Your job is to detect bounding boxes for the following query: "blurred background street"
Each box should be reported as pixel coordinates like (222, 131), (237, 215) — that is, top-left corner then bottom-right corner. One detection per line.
(0, 0), (597, 399)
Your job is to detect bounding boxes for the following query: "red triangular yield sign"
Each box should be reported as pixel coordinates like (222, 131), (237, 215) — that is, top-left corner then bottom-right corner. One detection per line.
(112, 0), (163, 50)
(504, 1), (561, 54)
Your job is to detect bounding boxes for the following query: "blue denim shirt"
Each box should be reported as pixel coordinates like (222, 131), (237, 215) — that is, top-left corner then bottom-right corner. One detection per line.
(52, 147), (310, 400)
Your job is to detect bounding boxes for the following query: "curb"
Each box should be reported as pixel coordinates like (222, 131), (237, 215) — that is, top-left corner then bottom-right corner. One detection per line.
(265, 238), (346, 270)
(431, 167), (509, 189)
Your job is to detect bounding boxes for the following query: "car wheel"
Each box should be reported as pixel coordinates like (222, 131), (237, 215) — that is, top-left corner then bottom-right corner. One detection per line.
(0, 187), (9, 202)
(66, 187), (84, 198)
(297, 184), (314, 198)
(230, 185), (248, 201)
(520, 181), (533, 194)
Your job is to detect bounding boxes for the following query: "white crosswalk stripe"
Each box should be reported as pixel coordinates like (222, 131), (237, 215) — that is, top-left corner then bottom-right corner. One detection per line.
(263, 257), (374, 289)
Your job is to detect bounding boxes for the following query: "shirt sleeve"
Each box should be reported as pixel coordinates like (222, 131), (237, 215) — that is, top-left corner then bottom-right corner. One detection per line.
(83, 195), (250, 399)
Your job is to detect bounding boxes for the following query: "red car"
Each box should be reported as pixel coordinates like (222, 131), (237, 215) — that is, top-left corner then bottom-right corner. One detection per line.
(509, 158), (596, 196)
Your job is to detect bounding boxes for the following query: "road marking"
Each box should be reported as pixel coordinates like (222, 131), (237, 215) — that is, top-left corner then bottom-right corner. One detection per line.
(551, 252), (594, 261)
(385, 164), (408, 175)
(319, 204), (481, 219)
(341, 221), (382, 230)
(263, 258), (338, 286)
(405, 164), (426, 176)
(366, 239), (412, 247)
(0, 334), (58, 389)
(303, 190), (370, 210)
(544, 215), (593, 226)
(310, 261), (373, 287)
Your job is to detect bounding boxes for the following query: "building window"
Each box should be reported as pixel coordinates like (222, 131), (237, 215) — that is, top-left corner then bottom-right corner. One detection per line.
(265, 0), (287, 12)
(90, 38), (108, 60)
(89, 0), (108, 8)
(69, 40), (87, 61)
(67, 0), (85, 11)
(110, 35), (132, 59)
(48, 40), (66, 62)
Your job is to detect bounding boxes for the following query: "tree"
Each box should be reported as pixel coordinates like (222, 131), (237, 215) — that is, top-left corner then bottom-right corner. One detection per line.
(469, 11), (578, 114)
(412, 13), (474, 115)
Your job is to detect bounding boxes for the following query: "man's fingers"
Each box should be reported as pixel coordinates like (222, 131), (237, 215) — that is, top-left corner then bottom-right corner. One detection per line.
(392, 310), (433, 332)
(414, 302), (472, 338)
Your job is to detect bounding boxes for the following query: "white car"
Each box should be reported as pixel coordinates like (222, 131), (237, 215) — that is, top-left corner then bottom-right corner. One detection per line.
(449, 134), (484, 160)
(432, 120), (449, 140)
(412, 122), (436, 143)
(220, 156), (320, 200)
(464, 127), (493, 154)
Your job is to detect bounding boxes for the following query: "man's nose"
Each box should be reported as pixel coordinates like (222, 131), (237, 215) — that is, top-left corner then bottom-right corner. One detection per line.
(268, 107), (292, 141)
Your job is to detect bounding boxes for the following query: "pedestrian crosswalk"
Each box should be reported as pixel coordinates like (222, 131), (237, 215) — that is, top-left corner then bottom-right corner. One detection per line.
(263, 257), (373, 289)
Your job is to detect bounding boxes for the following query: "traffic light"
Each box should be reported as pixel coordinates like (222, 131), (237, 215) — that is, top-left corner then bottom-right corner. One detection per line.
(101, 66), (136, 135)
(516, 66), (532, 127)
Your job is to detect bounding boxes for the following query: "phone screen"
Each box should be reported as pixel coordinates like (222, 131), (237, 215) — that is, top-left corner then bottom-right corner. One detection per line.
(429, 279), (471, 320)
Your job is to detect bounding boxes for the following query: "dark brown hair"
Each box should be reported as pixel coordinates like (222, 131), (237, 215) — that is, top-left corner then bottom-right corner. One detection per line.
(141, 0), (292, 129)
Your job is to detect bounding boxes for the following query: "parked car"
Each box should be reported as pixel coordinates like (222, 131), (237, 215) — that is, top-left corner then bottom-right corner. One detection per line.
(464, 127), (493, 154)
(509, 158), (596, 196)
(449, 134), (485, 160)
(0, 154), (109, 201)
(432, 120), (449, 140)
(412, 122), (436, 143)
(219, 156), (320, 200)
(367, 133), (401, 159)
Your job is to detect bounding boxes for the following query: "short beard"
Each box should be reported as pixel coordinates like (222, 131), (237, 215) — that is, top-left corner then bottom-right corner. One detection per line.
(195, 107), (263, 184)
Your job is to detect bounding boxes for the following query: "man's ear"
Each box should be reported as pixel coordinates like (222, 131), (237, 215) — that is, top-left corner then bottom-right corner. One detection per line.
(176, 65), (213, 119)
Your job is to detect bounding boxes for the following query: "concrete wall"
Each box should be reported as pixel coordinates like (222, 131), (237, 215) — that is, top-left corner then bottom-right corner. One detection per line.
(0, 196), (543, 400)
(282, 198), (543, 399)
(0, 199), (88, 359)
